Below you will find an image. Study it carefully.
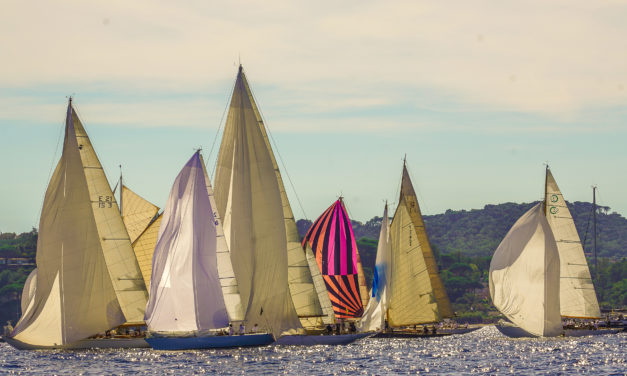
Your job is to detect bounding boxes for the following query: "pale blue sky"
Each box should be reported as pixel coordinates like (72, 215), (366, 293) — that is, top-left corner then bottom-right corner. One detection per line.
(1, 0), (626, 232)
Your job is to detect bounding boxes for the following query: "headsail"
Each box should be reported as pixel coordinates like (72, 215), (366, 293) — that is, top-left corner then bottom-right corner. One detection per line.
(132, 214), (162, 288)
(214, 66), (302, 337)
(302, 200), (364, 319)
(545, 168), (600, 319)
(359, 203), (391, 331)
(489, 203), (562, 337)
(121, 185), (159, 243)
(145, 152), (229, 332)
(11, 100), (147, 346)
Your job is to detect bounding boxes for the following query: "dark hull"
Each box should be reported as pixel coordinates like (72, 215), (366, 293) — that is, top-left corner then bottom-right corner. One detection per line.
(146, 333), (274, 350)
(274, 332), (372, 345)
(373, 331), (452, 338)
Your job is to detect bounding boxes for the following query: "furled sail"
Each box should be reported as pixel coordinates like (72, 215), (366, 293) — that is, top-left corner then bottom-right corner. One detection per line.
(122, 185), (159, 243)
(145, 152), (229, 332)
(489, 203), (562, 337)
(395, 164), (453, 319)
(545, 168), (600, 319)
(11, 99), (147, 346)
(359, 204), (391, 331)
(302, 199), (364, 319)
(214, 66), (302, 337)
(239, 73), (324, 327)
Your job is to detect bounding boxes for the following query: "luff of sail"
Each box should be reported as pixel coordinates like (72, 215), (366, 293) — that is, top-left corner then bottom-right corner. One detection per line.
(12, 100), (146, 346)
(545, 168), (600, 319)
(132, 214), (162, 288)
(145, 152), (229, 332)
(213, 66), (302, 337)
(122, 185), (159, 244)
(239, 71), (325, 327)
(302, 200), (364, 319)
(397, 165), (453, 319)
(360, 203), (391, 331)
(489, 203), (562, 337)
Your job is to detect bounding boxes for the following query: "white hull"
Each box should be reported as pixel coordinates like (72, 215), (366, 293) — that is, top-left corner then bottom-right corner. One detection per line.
(495, 323), (540, 338)
(6, 337), (149, 350)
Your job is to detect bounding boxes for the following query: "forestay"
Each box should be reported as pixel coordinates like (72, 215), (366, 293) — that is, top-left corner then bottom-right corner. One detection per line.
(145, 152), (229, 332)
(545, 168), (600, 319)
(489, 203), (562, 337)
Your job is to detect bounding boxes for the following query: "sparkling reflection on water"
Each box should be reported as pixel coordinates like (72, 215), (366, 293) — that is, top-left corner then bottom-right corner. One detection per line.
(0, 327), (624, 375)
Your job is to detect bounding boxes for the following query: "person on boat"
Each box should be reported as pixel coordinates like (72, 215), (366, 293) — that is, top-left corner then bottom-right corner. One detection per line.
(349, 322), (356, 334)
(335, 324), (340, 335)
(228, 324), (233, 336)
(252, 324), (258, 333)
(326, 325), (333, 335)
(3, 321), (12, 337)
(239, 323), (245, 335)
(432, 326), (437, 334)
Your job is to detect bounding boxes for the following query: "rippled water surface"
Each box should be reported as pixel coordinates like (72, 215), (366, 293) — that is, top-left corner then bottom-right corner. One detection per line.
(0, 327), (624, 375)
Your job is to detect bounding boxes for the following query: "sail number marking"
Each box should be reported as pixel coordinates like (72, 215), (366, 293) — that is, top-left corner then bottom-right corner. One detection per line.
(98, 196), (113, 208)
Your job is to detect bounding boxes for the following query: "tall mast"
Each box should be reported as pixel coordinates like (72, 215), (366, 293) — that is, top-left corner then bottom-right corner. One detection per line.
(592, 185), (597, 282)
(119, 165), (123, 215)
(543, 165), (549, 216)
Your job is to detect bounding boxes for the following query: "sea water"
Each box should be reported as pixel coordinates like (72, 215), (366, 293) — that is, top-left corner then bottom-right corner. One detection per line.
(0, 327), (624, 375)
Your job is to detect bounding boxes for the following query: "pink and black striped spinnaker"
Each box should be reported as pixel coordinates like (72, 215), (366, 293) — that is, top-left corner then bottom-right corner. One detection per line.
(302, 200), (364, 319)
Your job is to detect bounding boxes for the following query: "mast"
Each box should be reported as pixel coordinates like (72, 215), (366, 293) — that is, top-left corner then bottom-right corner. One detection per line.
(544, 165), (549, 216)
(592, 185), (597, 283)
(119, 165), (123, 215)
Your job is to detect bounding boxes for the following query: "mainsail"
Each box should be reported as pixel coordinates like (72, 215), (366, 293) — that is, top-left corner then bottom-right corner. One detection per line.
(121, 185), (159, 244)
(302, 199), (365, 319)
(145, 152), (230, 332)
(386, 164), (453, 326)
(359, 203), (391, 331)
(489, 203), (562, 337)
(213, 66), (302, 337)
(11, 99), (147, 346)
(238, 72), (325, 328)
(544, 168), (600, 319)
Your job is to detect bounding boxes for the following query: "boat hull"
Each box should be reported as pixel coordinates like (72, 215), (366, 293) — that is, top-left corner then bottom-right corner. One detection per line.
(564, 329), (620, 337)
(145, 333), (274, 350)
(274, 332), (372, 345)
(438, 327), (482, 335)
(6, 337), (149, 350)
(373, 331), (452, 338)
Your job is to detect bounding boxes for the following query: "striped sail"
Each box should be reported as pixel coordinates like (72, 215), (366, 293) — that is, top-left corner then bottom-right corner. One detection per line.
(302, 200), (364, 319)
(544, 168), (600, 319)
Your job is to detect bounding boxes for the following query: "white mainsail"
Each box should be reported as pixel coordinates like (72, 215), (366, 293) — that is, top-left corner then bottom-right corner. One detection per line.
(359, 204), (391, 331)
(145, 152), (229, 332)
(545, 168), (600, 319)
(122, 185), (159, 244)
(489, 203), (562, 337)
(11, 99), (147, 346)
(213, 66), (302, 337)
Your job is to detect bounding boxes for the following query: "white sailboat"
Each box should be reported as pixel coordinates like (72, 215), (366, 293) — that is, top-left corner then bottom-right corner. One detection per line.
(373, 162), (454, 338)
(7, 99), (149, 349)
(144, 151), (272, 350)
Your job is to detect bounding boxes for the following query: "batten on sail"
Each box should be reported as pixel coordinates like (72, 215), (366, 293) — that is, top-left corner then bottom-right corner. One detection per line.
(489, 203), (562, 337)
(303, 200), (365, 319)
(544, 168), (600, 319)
(11, 100), (146, 347)
(213, 66), (302, 337)
(121, 186), (159, 244)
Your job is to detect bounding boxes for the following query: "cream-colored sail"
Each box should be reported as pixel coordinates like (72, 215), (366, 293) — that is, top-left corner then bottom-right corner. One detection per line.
(12, 100), (145, 346)
(72, 109), (148, 323)
(20, 269), (37, 315)
(304, 243), (336, 326)
(398, 165), (453, 318)
(214, 66), (302, 337)
(388, 196), (440, 325)
(132, 215), (162, 288)
(490, 203), (562, 337)
(122, 186), (159, 243)
(240, 73), (324, 327)
(545, 168), (600, 319)
(200, 154), (244, 322)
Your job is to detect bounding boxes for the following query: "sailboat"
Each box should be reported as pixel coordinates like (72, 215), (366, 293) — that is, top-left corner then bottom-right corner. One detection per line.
(143, 151), (273, 350)
(359, 203), (392, 332)
(7, 99), (149, 349)
(213, 65), (303, 339)
(373, 162), (454, 338)
(492, 167), (610, 338)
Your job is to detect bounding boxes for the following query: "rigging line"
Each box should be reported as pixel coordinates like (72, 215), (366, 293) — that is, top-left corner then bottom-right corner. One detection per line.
(38, 105), (66, 227)
(246, 78), (309, 221)
(209, 75), (237, 180)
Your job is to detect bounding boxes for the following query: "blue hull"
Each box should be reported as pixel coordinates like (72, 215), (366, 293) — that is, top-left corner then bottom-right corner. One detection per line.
(274, 332), (372, 345)
(145, 334), (274, 350)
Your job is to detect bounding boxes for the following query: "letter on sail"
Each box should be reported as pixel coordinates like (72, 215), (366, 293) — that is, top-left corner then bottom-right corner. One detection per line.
(11, 100), (147, 346)
(213, 66), (302, 337)
(545, 168), (600, 319)
(145, 152), (229, 332)
(489, 203), (562, 337)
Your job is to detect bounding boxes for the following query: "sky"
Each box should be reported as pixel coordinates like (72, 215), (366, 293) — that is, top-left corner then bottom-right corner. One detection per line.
(1, 0), (626, 233)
